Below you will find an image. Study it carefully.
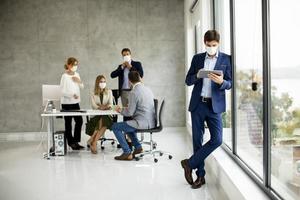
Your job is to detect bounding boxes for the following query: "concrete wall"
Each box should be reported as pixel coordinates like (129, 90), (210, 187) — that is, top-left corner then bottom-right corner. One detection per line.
(0, 0), (185, 133)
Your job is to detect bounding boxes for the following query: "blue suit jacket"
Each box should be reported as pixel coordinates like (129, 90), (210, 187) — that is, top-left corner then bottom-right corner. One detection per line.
(110, 60), (144, 92)
(185, 52), (232, 114)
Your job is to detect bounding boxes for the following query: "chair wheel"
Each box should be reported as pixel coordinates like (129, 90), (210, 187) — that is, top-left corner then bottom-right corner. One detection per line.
(111, 141), (115, 145)
(159, 152), (163, 156)
(153, 143), (157, 149)
(169, 155), (172, 159)
(101, 146), (105, 150)
(135, 157), (140, 161)
(154, 158), (158, 163)
(117, 144), (122, 148)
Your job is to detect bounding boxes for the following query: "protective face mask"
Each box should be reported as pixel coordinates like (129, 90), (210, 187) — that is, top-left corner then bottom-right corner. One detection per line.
(99, 82), (106, 89)
(205, 46), (218, 56)
(71, 65), (78, 72)
(123, 55), (131, 62)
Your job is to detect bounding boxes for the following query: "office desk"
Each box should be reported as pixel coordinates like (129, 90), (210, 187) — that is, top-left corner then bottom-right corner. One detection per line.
(41, 110), (119, 159)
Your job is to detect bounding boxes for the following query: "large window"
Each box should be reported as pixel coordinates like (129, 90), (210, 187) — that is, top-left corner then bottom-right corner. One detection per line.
(186, 0), (300, 198)
(214, 0), (232, 149)
(270, 1), (300, 199)
(234, 0), (263, 178)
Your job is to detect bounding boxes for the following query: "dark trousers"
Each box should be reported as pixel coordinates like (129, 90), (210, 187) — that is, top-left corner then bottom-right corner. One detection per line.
(61, 103), (83, 145)
(188, 100), (223, 177)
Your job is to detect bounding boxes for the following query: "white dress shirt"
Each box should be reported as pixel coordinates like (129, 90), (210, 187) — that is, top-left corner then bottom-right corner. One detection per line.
(122, 60), (132, 89)
(201, 52), (219, 98)
(60, 72), (84, 104)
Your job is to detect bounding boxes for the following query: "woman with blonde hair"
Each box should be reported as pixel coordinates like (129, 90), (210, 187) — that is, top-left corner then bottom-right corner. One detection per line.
(87, 75), (114, 154)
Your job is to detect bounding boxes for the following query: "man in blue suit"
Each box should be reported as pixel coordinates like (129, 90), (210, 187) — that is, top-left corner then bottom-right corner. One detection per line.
(181, 30), (232, 189)
(111, 48), (144, 107)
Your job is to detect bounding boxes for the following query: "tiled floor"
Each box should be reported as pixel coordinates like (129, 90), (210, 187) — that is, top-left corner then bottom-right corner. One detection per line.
(0, 128), (213, 200)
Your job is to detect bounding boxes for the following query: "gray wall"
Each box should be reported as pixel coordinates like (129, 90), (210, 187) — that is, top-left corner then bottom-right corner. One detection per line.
(0, 0), (185, 133)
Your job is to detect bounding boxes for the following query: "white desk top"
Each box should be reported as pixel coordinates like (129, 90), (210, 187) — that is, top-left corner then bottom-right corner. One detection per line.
(41, 109), (119, 117)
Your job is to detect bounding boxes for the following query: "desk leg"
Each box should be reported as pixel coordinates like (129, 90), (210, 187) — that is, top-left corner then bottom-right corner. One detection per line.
(45, 117), (51, 159)
(45, 116), (54, 159)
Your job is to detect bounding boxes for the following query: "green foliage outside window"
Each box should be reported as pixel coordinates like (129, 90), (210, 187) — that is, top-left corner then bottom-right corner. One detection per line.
(222, 71), (300, 141)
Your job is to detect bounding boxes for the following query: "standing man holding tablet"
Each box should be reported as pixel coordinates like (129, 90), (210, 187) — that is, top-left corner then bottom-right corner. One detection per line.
(181, 30), (232, 189)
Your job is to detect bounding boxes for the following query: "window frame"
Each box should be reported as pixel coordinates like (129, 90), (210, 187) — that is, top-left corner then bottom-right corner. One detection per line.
(213, 0), (284, 199)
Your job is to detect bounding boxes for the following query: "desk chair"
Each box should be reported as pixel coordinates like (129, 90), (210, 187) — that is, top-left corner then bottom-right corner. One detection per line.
(139, 99), (158, 149)
(135, 99), (172, 163)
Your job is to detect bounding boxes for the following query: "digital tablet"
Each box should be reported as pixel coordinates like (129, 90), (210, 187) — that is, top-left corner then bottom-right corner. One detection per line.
(197, 70), (223, 78)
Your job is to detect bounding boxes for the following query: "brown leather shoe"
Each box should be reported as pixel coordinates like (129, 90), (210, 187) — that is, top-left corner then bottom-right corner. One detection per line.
(114, 153), (133, 161)
(181, 159), (193, 185)
(132, 148), (143, 157)
(191, 176), (206, 189)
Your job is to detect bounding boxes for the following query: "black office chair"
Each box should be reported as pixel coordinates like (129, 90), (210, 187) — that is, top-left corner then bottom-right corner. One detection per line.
(135, 99), (172, 163)
(139, 99), (158, 149)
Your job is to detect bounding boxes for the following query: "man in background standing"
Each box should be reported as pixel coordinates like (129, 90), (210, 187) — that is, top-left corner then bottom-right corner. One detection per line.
(111, 48), (144, 107)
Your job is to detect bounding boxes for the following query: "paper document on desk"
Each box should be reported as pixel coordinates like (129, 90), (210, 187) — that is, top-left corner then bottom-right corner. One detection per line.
(197, 69), (223, 78)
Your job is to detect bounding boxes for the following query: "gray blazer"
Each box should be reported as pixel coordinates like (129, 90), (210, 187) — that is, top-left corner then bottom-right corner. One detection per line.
(121, 83), (155, 129)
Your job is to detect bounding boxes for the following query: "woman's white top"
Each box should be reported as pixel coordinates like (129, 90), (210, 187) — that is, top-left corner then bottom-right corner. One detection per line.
(60, 72), (84, 104)
(90, 89), (113, 110)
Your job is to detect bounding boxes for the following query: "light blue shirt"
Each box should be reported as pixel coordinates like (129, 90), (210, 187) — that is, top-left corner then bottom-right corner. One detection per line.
(201, 51), (219, 98)
(122, 60), (132, 89)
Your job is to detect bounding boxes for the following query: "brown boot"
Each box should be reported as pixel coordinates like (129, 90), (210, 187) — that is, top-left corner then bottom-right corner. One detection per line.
(191, 176), (206, 189)
(181, 159), (193, 185)
(132, 147), (143, 157)
(114, 153), (133, 161)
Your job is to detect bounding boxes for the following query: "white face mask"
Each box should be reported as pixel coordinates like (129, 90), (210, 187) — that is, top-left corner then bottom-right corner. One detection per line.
(71, 65), (78, 72)
(99, 82), (106, 89)
(205, 46), (218, 56)
(123, 55), (131, 62)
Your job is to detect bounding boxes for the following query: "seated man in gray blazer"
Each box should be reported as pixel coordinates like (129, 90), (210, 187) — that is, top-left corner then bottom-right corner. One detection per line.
(112, 71), (155, 161)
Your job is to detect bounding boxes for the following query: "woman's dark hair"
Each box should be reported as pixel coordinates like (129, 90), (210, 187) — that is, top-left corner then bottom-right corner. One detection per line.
(128, 71), (141, 84)
(204, 30), (220, 43)
(121, 48), (131, 54)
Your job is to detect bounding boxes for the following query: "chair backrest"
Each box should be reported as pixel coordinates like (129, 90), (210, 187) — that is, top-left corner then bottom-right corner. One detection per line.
(156, 99), (165, 131)
(111, 89), (119, 105)
(154, 99), (158, 126)
(111, 89), (119, 122)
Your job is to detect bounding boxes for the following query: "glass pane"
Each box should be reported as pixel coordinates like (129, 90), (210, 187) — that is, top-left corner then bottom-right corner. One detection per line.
(270, 1), (300, 199)
(214, 0), (232, 149)
(235, 0), (263, 178)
